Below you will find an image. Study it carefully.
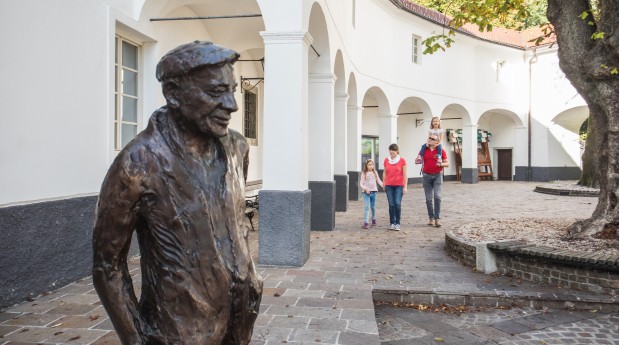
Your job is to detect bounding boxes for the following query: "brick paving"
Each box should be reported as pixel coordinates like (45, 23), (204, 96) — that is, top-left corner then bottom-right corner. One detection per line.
(0, 181), (617, 345)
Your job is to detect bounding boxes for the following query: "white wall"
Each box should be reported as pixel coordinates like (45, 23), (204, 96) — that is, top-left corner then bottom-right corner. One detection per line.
(0, 0), (587, 205)
(0, 1), (112, 205)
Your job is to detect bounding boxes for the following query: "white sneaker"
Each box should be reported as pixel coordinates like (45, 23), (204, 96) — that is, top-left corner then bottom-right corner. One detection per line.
(394, 224), (401, 231)
(389, 224), (395, 230)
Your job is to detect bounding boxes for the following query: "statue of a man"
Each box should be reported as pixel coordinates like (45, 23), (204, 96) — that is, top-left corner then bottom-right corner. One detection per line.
(92, 41), (262, 345)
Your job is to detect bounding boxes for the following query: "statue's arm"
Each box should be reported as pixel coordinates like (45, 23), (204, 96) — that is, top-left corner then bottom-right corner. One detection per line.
(92, 155), (145, 345)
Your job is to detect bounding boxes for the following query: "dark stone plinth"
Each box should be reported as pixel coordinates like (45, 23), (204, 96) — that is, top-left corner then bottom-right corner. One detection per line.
(347, 171), (361, 201)
(334, 174), (348, 212)
(258, 189), (311, 266)
(308, 181), (336, 231)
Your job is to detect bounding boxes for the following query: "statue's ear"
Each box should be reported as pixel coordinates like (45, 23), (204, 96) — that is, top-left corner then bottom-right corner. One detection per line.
(162, 80), (181, 109)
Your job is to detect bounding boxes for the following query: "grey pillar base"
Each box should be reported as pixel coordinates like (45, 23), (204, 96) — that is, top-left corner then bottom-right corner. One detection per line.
(334, 175), (348, 212)
(461, 168), (478, 184)
(348, 171), (361, 200)
(308, 181), (336, 231)
(258, 190), (311, 267)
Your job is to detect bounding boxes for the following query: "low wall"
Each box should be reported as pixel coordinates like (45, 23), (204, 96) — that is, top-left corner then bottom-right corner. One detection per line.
(0, 196), (140, 311)
(445, 232), (619, 295)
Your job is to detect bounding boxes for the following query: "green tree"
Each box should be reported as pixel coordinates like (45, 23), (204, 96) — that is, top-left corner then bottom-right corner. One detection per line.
(415, 0), (618, 238)
(412, 0), (548, 30)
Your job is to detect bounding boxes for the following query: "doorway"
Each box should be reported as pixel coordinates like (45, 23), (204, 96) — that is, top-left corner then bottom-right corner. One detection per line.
(361, 136), (379, 168)
(497, 149), (512, 180)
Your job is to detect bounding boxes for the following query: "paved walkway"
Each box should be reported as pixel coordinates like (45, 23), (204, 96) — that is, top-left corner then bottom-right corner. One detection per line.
(0, 181), (617, 345)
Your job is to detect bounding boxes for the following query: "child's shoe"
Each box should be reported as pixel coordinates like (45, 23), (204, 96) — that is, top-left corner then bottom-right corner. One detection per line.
(371, 219), (377, 226)
(362, 222), (369, 229)
(415, 155), (423, 164)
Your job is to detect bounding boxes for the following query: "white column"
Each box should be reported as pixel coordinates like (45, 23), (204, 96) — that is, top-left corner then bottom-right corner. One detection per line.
(347, 105), (363, 171)
(378, 113), (398, 169)
(260, 31), (312, 190)
(308, 73), (336, 181)
(461, 124), (479, 183)
(334, 93), (348, 175)
(259, 30), (313, 266)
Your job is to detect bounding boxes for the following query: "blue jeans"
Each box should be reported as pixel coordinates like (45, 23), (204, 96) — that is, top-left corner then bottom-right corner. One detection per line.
(384, 186), (403, 225)
(419, 143), (443, 157)
(422, 173), (442, 219)
(362, 191), (377, 223)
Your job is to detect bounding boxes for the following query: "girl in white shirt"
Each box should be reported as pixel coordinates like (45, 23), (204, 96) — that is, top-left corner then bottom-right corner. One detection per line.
(360, 159), (384, 229)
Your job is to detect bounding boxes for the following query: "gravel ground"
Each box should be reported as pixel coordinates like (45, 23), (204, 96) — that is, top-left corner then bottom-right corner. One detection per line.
(455, 218), (619, 256)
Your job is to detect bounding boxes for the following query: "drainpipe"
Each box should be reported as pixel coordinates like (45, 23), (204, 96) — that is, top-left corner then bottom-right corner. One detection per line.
(527, 48), (538, 181)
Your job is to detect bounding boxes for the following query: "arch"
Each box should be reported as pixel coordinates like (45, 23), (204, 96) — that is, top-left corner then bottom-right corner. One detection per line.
(308, 2), (331, 74)
(477, 109), (524, 181)
(440, 103), (471, 125)
(479, 108), (524, 127)
(395, 97), (433, 171)
(362, 86), (390, 114)
(551, 106), (589, 134)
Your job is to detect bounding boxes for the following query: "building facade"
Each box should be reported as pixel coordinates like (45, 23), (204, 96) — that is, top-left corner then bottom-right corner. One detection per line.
(0, 0), (587, 309)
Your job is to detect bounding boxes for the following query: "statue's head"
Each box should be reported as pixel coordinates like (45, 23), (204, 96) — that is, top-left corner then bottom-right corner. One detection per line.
(157, 41), (240, 138)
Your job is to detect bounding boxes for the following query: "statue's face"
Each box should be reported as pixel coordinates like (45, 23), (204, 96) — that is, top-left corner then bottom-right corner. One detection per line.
(176, 64), (238, 138)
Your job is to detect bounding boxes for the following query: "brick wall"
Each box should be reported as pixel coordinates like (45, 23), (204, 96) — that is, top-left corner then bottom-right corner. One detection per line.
(445, 232), (476, 267)
(496, 254), (618, 295)
(445, 232), (619, 295)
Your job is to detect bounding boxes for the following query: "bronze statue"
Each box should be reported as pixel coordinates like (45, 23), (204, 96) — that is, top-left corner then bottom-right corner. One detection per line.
(92, 41), (262, 345)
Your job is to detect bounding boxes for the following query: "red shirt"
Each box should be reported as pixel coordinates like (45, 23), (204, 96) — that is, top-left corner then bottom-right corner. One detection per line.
(383, 157), (407, 186)
(422, 147), (447, 174)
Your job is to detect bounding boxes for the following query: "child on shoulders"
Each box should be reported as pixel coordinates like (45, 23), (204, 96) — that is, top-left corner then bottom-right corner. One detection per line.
(416, 116), (443, 164)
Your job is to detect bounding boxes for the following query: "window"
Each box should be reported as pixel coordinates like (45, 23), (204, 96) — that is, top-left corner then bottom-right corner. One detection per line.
(114, 36), (140, 150)
(244, 90), (258, 143)
(412, 35), (421, 64)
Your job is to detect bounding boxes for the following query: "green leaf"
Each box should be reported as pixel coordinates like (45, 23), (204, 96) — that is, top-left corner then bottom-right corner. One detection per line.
(611, 68), (618, 75)
(592, 32), (605, 40)
(579, 11), (589, 20)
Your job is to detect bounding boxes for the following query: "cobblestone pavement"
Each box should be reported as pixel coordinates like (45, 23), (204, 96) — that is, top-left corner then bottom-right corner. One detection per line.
(376, 303), (619, 344)
(0, 181), (616, 345)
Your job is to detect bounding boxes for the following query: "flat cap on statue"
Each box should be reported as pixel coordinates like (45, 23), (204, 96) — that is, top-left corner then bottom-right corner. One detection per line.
(156, 40), (240, 81)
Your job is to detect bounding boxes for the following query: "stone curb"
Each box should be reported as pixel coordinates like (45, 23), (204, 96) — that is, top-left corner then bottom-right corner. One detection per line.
(533, 185), (599, 197)
(372, 288), (619, 313)
(487, 242), (619, 272)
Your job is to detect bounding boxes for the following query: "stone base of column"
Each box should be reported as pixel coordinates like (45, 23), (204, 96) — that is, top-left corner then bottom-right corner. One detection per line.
(461, 168), (479, 184)
(309, 181), (336, 231)
(258, 190), (311, 267)
(348, 171), (361, 200)
(334, 175), (348, 212)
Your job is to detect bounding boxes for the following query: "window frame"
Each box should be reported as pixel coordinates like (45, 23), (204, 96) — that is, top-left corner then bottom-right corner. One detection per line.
(243, 90), (258, 146)
(412, 34), (421, 64)
(114, 35), (141, 151)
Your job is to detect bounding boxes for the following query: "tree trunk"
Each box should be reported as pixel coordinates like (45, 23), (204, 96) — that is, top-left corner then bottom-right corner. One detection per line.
(547, 0), (619, 239)
(577, 116), (599, 188)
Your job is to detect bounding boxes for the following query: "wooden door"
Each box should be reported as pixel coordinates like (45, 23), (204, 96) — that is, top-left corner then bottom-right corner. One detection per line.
(497, 149), (512, 180)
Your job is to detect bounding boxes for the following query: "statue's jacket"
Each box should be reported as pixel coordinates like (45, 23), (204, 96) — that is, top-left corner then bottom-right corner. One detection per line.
(93, 107), (262, 344)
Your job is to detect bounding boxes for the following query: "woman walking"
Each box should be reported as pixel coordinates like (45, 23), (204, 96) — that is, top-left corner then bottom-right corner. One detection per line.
(382, 144), (408, 231)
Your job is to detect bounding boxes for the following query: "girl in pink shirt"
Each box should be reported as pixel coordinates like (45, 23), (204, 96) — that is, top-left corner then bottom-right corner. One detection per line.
(360, 159), (384, 229)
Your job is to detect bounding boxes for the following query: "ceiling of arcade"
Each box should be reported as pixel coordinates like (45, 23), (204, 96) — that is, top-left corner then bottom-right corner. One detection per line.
(144, 0), (265, 54)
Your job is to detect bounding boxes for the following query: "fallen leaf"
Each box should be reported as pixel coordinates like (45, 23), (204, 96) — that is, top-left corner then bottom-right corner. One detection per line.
(434, 337), (444, 342)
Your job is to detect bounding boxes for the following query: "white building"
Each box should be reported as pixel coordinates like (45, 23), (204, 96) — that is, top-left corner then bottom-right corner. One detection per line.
(0, 0), (587, 309)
